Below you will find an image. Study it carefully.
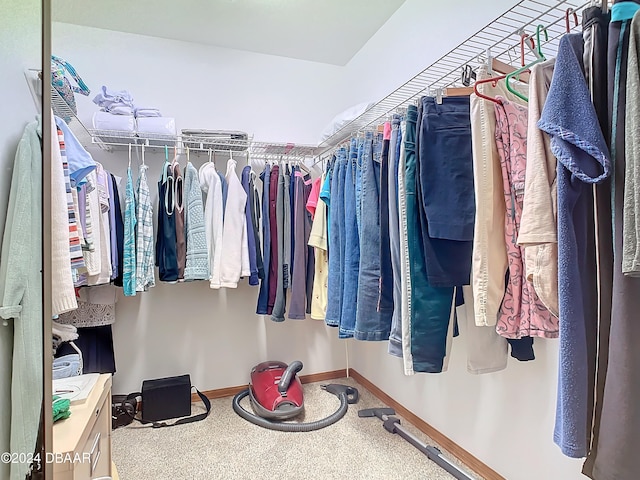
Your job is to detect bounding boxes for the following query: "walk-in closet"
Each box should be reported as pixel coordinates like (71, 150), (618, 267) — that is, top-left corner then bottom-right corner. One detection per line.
(1, 0), (638, 479)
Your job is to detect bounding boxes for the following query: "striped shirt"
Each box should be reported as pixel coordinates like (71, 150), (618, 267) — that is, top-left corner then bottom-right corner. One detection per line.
(57, 127), (85, 277)
(136, 164), (155, 291)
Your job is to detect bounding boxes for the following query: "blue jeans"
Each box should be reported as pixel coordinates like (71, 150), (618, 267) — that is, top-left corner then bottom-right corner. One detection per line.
(339, 142), (361, 338)
(355, 132), (392, 341)
(417, 96), (474, 287)
(355, 137), (364, 238)
(325, 150), (347, 327)
(405, 104), (455, 372)
(387, 117), (404, 356)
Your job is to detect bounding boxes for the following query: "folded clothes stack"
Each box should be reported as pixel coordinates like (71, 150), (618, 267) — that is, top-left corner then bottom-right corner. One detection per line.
(92, 86), (136, 115)
(91, 86), (175, 136)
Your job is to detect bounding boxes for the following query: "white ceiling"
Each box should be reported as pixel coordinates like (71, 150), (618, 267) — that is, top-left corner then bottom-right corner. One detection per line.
(52, 0), (406, 66)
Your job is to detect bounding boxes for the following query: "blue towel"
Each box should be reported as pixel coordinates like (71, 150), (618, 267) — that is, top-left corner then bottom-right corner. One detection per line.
(538, 33), (610, 458)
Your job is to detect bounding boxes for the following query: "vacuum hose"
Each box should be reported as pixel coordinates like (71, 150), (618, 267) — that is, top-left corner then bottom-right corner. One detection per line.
(232, 384), (358, 432)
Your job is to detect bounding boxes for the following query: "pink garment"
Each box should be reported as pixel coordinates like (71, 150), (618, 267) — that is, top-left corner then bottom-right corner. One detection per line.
(306, 177), (322, 219)
(383, 121), (392, 140)
(494, 97), (558, 339)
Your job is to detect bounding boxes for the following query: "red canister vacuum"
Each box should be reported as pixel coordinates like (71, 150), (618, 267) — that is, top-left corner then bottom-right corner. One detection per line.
(232, 360), (359, 432)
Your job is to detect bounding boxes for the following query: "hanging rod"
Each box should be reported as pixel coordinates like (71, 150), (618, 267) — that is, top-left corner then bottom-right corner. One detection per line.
(317, 0), (593, 153)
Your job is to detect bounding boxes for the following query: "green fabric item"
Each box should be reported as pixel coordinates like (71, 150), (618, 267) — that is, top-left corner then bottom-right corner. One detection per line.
(52, 396), (71, 423)
(0, 120), (44, 480)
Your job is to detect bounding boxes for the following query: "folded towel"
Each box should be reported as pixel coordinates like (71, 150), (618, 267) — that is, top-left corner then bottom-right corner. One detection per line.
(137, 116), (176, 136)
(52, 354), (82, 380)
(135, 107), (162, 118)
(53, 396), (71, 422)
(92, 111), (135, 132)
(104, 104), (134, 116)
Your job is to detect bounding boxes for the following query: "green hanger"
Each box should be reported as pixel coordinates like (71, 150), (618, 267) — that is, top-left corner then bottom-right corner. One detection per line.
(505, 24), (548, 102)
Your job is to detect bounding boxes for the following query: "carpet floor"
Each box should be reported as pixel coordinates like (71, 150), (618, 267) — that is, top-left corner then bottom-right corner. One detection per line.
(112, 377), (483, 480)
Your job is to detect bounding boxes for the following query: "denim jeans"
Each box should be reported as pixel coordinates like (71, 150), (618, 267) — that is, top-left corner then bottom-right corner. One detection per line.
(339, 142), (361, 338)
(417, 96), (474, 287)
(355, 137), (364, 238)
(325, 150), (347, 327)
(405, 104), (455, 372)
(354, 132), (392, 341)
(388, 117), (404, 357)
(379, 129), (394, 316)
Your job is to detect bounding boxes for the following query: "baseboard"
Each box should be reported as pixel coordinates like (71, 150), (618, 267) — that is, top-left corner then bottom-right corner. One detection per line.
(192, 368), (348, 402)
(348, 368), (506, 480)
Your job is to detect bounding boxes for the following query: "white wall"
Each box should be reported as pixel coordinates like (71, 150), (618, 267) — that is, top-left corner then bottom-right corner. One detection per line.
(0, 0), (42, 238)
(53, 22), (352, 145)
(52, 22), (350, 395)
(344, 1), (586, 479)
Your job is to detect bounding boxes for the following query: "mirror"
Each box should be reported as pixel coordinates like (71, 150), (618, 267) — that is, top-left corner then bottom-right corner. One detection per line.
(0, 0), (49, 479)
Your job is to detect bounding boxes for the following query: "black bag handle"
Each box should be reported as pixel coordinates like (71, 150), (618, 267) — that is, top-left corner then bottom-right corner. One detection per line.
(125, 387), (212, 428)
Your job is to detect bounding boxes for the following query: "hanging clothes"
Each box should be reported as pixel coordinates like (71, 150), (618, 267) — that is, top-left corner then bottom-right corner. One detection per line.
(325, 150), (347, 328)
(404, 103), (455, 374)
(517, 58), (559, 318)
(59, 126), (85, 282)
(256, 163), (272, 314)
(340, 140), (360, 337)
(249, 171), (264, 283)
(581, 6), (614, 478)
(110, 174), (125, 287)
(0, 120), (43, 480)
(271, 164), (287, 320)
(267, 165), (279, 315)
(289, 169), (313, 319)
(135, 164), (155, 291)
(156, 163), (179, 282)
(355, 131), (393, 341)
(122, 166), (136, 296)
(242, 166), (259, 286)
(183, 162), (209, 281)
(83, 172), (103, 280)
(53, 123), (79, 314)
(106, 171), (118, 281)
(538, 33), (611, 460)
(173, 163), (186, 281)
(220, 158), (250, 288)
(589, 4), (640, 479)
(308, 173), (328, 320)
(378, 121), (395, 319)
(199, 162), (224, 289)
(494, 97), (558, 340)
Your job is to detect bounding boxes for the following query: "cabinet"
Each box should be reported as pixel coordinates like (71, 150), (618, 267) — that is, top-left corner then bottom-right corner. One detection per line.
(53, 374), (112, 480)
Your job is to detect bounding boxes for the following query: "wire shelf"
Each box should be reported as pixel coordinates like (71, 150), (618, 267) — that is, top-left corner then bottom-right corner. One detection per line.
(318, 0), (595, 152)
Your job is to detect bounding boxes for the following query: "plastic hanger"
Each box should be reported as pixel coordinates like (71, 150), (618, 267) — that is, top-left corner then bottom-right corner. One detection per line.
(141, 144), (146, 166)
(128, 143), (132, 169)
(473, 34), (530, 105)
(565, 8), (578, 33)
(208, 148), (213, 163)
(505, 25), (548, 102)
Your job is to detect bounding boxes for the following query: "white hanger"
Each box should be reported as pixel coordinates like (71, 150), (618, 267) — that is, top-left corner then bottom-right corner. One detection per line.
(208, 148), (213, 163)
(128, 143), (132, 169)
(141, 144), (146, 166)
